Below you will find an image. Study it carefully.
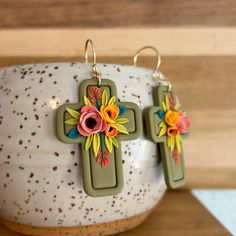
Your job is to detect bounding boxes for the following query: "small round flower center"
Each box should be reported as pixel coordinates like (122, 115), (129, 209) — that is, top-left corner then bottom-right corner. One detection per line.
(169, 129), (174, 134)
(107, 111), (112, 117)
(85, 118), (97, 129)
(109, 126), (113, 132)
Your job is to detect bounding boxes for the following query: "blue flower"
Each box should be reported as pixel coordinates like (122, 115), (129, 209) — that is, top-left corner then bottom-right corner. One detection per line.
(118, 105), (126, 116)
(157, 109), (165, 120)
(67, 128), (80, 139)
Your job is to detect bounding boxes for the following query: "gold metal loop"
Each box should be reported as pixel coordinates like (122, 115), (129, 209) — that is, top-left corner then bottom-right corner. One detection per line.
(84, 39), (101, 86)
(133, 46), (161, 74)
(133, 46), (171, 90)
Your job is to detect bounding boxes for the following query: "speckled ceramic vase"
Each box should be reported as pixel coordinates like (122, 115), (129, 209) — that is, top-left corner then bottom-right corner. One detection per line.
(0, 62), (166, 236)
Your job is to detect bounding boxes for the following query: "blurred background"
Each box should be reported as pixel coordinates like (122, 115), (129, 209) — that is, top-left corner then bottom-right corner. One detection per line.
(0, 0), (235, 235)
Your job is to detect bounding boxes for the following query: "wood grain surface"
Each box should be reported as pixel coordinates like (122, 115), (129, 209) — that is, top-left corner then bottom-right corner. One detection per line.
(0, 56), (235, 188)
(0, 0), (235, 28)
(0, 191), (229, 236)
(0, 28), (236, 56)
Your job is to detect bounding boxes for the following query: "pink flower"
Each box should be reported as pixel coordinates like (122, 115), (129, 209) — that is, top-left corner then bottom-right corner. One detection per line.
(176, 112), (190, 134)
(77, 105), (107, 136)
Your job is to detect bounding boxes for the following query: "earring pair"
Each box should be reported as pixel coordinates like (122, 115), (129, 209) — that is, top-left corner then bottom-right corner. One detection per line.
(56, 39), (190, 197)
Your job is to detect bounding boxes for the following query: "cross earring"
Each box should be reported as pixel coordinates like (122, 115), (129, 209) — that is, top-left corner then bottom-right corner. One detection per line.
(56, 39), (143, 197)
(133, 46), (190, 189)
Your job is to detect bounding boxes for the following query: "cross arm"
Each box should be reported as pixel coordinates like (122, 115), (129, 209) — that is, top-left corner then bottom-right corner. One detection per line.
(56, 102), (84, 144)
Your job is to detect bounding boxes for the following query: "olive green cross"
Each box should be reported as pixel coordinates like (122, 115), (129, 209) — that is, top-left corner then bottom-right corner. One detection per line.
(56, 79), (142, 197)
(145, 85), (186, 188)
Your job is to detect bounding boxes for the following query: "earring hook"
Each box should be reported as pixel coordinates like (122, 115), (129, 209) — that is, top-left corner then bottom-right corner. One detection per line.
(133, 46), (161, 75)
(133, 46), (171, 90)
(84, 39), (101, 86)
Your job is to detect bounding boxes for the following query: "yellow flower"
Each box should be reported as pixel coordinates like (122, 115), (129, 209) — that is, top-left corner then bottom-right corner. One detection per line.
(165, 111), (179, 127)
(100, 104), (119, 124)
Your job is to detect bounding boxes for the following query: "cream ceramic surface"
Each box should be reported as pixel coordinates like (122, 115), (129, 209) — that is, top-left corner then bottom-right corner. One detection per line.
(0, 62), (166, 227)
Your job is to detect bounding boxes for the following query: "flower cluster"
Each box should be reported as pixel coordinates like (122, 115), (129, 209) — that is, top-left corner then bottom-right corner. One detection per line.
(157, 93), (190, 164)
(65, 87), (129, 168)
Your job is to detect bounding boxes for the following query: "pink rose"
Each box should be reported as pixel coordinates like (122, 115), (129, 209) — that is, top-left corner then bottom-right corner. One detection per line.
(77, 105), (107, 136)
(176, 112), (190, 134)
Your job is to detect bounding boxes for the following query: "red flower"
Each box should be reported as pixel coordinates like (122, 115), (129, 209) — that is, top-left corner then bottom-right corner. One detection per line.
(96, 150), (110, 168)
(169, 94), (175, 109)
(89, 87), (102, 104)
(173, 149), (180, 165)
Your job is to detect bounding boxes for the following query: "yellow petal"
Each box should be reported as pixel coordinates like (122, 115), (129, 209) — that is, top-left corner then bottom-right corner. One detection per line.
(66, 108), (80, 119)
(115, 124), (129, 134)
(158, 126), (167, 137)
(159, 121), (166, 128)
(170, 136), (174, 152)
(92, 133), (100, 156)
(105, 135), (113, 153)
(164, 94), (170, 110)
(161, 102), (167, 112)
(167, 136), (171, 148)
(108, 96), (116, 105)
(85, 135), (93, 150)
(65, 119), (78, 125)
(175, 135), (181, 154)
(83, 96), (91, 106)
(115, 117), (129, 124)
(111, 137), (119, 148)
(102, 90), (108, 106)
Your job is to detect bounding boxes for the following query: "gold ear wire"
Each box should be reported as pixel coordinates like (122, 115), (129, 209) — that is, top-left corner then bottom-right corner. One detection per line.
(133, 46), (171, 90)
(133, 46), (161, 76)
(84, 39), (101, 86)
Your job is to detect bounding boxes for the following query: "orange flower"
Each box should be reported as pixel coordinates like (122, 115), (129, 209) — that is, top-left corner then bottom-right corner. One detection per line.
(167, 126), (179, 137)
(105, 124), (118, 137)
(165, 111), (179, 127)
(100, 104), (119, 124)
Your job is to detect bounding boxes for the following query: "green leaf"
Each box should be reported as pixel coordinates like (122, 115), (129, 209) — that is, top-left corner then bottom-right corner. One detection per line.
(65, 119), (78, 125)
(159, 121), (166, 128)
(170, 136), (175, 152)
(83, 96), (91, 106)
(111, 137), (119, 148)
(167, 136), (171, 148)
(92, 133), (100, 156)
(175, 135), (182, 154)
(115, 117), (129, 124)
(105, 135), (113, 153)
(66, 108), (80, 119)
(164, 94), (170, 111)
(115, 124), (129, 135)
(161, 102), (166, 112)
(102, 90), (108, 106)
(85, 135), (93, 150)
(108, 96), (116, 105)
(179, 135), (183, 142)
(158, 126), (166, 137)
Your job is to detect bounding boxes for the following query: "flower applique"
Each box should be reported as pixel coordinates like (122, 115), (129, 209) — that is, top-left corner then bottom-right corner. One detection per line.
(65, 87), (129, 168)
(157, 93), (190, 164)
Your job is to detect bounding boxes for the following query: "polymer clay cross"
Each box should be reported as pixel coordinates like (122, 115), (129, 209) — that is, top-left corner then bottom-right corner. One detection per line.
(57, 79), (142, 197)
(145, 85), (190, 188)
